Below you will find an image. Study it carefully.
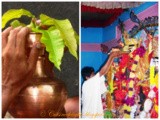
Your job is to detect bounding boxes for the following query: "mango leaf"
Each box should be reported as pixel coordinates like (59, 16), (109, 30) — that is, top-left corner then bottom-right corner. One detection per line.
(74, 31), (79, 45)
(2, 9), (34, 29)
(10, 20), (26, 28)
(39, 14), (78, 59)
(53, 19), (78, 59)
(32, 27), (65, 70)
(40, 14), (55, 26)
(28, 20), (37, 30)
(2, 8), (79, 70)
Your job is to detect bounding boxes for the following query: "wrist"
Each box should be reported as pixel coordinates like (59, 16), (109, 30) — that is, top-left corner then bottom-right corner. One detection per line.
(2, 85), (15, 118)
(109, 55), (114, 61)
(2, 84), (18, 99)
(2, 84), (12, 93)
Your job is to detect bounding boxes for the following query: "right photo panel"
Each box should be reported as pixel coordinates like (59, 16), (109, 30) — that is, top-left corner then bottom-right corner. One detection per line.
(81, 2), (158, 118)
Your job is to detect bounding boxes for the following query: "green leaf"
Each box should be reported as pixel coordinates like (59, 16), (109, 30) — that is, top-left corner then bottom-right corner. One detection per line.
(40, 14), (55, 26)
(10, 20), (26, 28)
(53, 19), (78, 59)
(39, 14), (78, 59)
(2, 9), (34, 29)
(2, 9), (79, 70)
(27, 19), (36, 29)
(33, 27), (65, 70)
(74, 31), (79, 45)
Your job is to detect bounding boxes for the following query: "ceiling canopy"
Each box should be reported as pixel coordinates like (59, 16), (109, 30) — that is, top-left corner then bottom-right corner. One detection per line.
(81, 2), (143, 27)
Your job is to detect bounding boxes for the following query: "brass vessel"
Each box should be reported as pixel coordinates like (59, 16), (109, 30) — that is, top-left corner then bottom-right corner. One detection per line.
(8, 33), (68, 118)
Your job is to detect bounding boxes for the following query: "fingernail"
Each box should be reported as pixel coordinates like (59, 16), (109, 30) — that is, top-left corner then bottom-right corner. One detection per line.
(35, 42), (42, 49)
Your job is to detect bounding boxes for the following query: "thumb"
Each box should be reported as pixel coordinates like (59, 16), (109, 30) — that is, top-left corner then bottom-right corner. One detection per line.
(28, 43), (40, 71)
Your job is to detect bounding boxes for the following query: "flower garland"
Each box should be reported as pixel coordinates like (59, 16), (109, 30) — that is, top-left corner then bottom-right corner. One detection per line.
(113, 46), (146, 118)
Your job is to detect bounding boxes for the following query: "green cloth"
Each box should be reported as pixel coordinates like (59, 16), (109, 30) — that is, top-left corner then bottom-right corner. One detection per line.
(104, 110), (112, 118)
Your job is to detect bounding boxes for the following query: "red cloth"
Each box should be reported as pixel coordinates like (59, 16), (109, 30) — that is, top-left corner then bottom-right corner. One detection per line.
(81, 5), (124, 27)
(81, 5), (123, 13)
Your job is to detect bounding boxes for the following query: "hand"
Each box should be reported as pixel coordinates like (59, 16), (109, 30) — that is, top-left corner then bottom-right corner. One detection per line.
(99, 48), (129, 77)
(110, 48), (128, 58)
(2, 26), (39, 117)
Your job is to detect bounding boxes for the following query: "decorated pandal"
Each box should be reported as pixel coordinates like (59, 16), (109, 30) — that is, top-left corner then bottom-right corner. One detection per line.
(102, 15), (158, 118)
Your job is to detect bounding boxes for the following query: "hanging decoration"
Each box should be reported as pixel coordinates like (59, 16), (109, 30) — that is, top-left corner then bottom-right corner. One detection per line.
(81, 4), (124, 27)
(129, 10), (158, 37)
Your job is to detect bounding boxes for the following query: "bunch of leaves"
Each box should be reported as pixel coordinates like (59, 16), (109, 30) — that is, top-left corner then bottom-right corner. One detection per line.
(2, 9), (79, 70)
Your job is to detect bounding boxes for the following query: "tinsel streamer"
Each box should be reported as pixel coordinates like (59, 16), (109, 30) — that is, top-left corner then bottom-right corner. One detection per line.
(106, 92), (112, 110)
(107, 66), (114, 93)
(123, 46), (146, 118)
(150, 66), (155, 86)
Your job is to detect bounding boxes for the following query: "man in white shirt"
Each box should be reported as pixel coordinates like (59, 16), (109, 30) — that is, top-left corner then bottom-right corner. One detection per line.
(81, 49), (127, 118)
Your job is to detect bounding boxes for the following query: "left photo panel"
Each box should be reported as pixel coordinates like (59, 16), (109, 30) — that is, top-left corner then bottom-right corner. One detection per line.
(2, 2), (79, 118)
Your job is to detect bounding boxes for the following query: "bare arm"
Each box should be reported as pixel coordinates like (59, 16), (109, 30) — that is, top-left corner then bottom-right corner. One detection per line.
(99, 49), (128, 77)
(2, 27), (39, 117)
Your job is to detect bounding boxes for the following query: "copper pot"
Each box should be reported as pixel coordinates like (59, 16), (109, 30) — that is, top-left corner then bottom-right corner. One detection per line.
(8, 33), (68, 118)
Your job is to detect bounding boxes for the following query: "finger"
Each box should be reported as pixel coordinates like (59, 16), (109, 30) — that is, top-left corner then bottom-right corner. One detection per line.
(112, 48), (120, 52)
(121, 51), (130, 54)
(117, 51), (129, 57)
(6, 26), (22, 51)
(119, 51), (129, 56)
(2, 27), (13, 50)
(16, 27), (30, 54)
(28, 43), (40, 71)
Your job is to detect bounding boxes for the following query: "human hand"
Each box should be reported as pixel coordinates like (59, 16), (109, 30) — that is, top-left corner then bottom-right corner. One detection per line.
(110, 48), (128, 58)
(2, 26), (39, 117)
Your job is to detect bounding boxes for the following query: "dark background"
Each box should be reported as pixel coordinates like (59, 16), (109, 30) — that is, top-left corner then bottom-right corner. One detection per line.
(2, 2), (79, 98)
